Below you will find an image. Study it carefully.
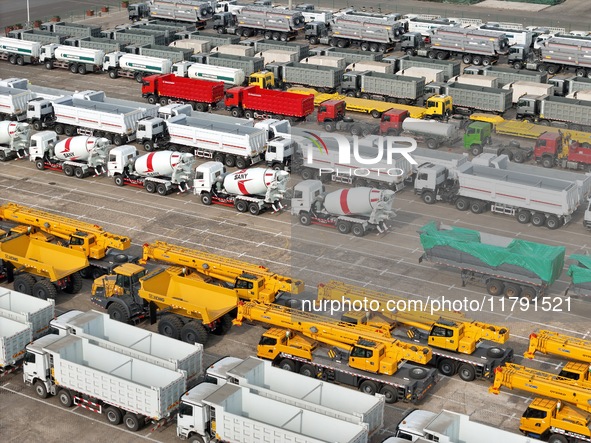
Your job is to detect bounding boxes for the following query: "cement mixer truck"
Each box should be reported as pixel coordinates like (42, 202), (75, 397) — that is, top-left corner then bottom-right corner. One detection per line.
(291, 180), (396, 236)
(193, 162), (289, 215)
(30, 135), (110, 178)
(0, 121), (31, 161)
(107, 147), (194, 195)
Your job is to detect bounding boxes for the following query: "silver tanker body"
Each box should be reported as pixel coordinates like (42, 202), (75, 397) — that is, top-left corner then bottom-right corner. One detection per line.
(134, 151), (194, 177)
(222, 168), (289, 197)
(54, 136), (110, 162)
(323, 187), (392, 216)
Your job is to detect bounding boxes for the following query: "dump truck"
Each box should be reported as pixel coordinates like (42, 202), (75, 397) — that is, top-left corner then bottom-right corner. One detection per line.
(418, 222), (566, 299)
(291, 181), (396, 236)
(309, 47), (384, 65)
(148, 2), (211, 25)
(40, 21), (101, 38)
(205, 356), (385, 435)
(0, 85), (35, 121)
(0, 233), (88, 300)
(169, 38), (211, 53)
(317, 280), (513, 382)
(397, 54), (461, 81)
(103, 52), (173, 82)
(172, 60), (245, 85)
(348, 60), (395, 74)
(566, 254), (591, 298)
(39, 44), (104, 75)
(191, 52), (265, 77)
(253, 39), (309, 60)
(0, 316), (32, 375)
(449, 74), (499, 89)
(301, 55), (347, 69)
(234, 301), (438, 404)
(444, 83), (512, 114)
(465, 65), (548, 86)
(176, 383), (369, 443)
(252, 61), (343, 93)
(24, 334), (185, 432)
(503, 81), (554, 104)
(175, 30), (241, 47)
(107, 148), (194, 194)
(141, 73), (224, 112)
(193, 162), (289, 215)
(396, 66), (444, 83)
(0, 37), (42, 66)
(64, 36), (129, 53)
(340, 71), (425, 104)
(258, 49), (299, 64)
(0, 121), (31, 161)
(224, 85), (315, 121)
(50, 310), (202, 388)
(101, 28), (167, 47)
(212, 44), (256, 57)
(7, 29), (66, 45)
(516, 95), (591, 131)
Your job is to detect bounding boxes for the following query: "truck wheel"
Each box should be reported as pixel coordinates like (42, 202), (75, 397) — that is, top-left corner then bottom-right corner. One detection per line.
(352, 224), (365, 237)
(541, 157), (554, 168)
(470, 144), (482, 156)
(16, 57), (24, 66)
(299, 212), (311, 226)
(213, 152), (225, 163)
(370, 110), (381, 119)
(369, 43), (379, 52)
(69, 63), (78, 74)
(470, 200), (484, 214)
(280, 33), (288, 42)
(143, 140), (154, 152)
(194, 102), (207, 112)
(545, 215), (560, 230)
(230, 107), (243, 117)
(201, 193), (212, 205)
(224, 155), (236, 167)
(123, 413), (142, 432)
(158, 315), (183, 340)
(32, 120), (43, 131)
(515, 210), (531, 224)
(486, 280), (504, 296)
(113, 134), (124, 146)
(135, 72), (144, 83)
(462, 54), (473, 64)
(337, 39), (347, 48)
(472, 55), (483, 66)
(531, 212), (546, 227)
(272, 32), (280, 41)
(35, 159), (45, 170)
(324, 122), (335, 132)
(458, 364), (476, 382)
(437, 359), (457, 376)
(146, 95), (157, 105)
(350, 125), (361, 136)
(248, 203), (260, 216)
(107, 303), (130, 323)
(359, 380), (378, 395)
(504, 283), (521, 299)
(547, 65), (559, 75)
(159, 97), (169, 106)
(279, 359), (296, 372)
(8, 55), (16, 64)
(114, 175), (125, 187)
(455, 198), (469, 211)
(379, 385), (398, 404)
(426, 138), (438, 150)
(13, 275), (36, 295)
(32, 280), (57, 300)
(264, 31), (273, 40)
(512, 61), (524, 70)
(189, 436), (205, 443)
(105, 406), (123, 425)
(108, 69), (118, 79)
(299, 364), (316, 378)
(157, 184), (168, 196)
(235, 200), (248, 213)
(482, 57), (492, 67)
(74, 167), (85, 179)
(548, 436), (568, 443)
(63, 272), (83, 294)
(34, 381), (49, 399)
(409, 367), (429, 380)
(180, 321), (208, 345)
(77, 65), (87, 75)
(422, 191), (436, 205)
(427, 51), (436, 59)
(308, 37), (319, 45)
(487, 347), (504, 358)
(436, 51), (446, 60)
(336, 220), (351, 234)
(0, 151), (7, 162)
(300, 168), (315, 180)
(54, 124), (65, 135)
(58, 389), (73, 407)
(406, 49), (415, 56)
(45, 61), (54, 70)
(145, 182), (156, 193)
(521, 287), (537, 300)
(64, 126), (76, 136)
(513, 151), (525, 163)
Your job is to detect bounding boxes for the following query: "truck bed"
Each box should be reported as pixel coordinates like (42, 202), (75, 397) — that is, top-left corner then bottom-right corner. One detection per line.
(0, 288), (54, 339)
(445, 83), (512, 113)
(0, 317), (31, 367)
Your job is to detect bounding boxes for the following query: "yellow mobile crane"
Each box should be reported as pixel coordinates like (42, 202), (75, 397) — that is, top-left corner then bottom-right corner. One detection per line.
(525, 329), (591, 364)
(490, 363), (591, 442)
(317, 281), (513, 382)
(141, 241), (304, 303)
(234, 301), (439, 404)
(0, 202), (135, 278)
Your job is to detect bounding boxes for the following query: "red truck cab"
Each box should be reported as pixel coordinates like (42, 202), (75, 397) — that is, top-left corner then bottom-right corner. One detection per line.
(317, 100), (346, 123)
(534, 132), (565, 167)
(379, 109), (409, 136)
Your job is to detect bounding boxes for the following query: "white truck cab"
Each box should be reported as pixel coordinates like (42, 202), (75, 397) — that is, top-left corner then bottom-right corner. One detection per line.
(28, 131), (59, 161)
(203, 356), (244, 385)
(290, 180), (324, 216)
(193, 161), (226, 196)
(107, 145), (140, 177)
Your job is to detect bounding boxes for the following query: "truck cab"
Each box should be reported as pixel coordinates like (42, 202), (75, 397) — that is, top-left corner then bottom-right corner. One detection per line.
(176, 383), (219, 441)
(38, 43), (59, 62)
(424, 94), (453, 118)
(193, 161), (226, 195)
(317, 99), (346, 123)
(305, 21), (328, 44)
(395, 409), (438, 440)
(102, 51), (124, 71)
(533, 132), (563, 167)
(266, 136), (295, 170)
(212, 12), (237, 33)
(463, 121), (493, 155)
(400, 32), (425, 55)
(380, 109), (409, 135)
(520, 397), (591, 440)
(171, 61), (193, 77)
(28, 131), (58, 161)
(134, 117), (167, 152)
(290, 180), (324, 217)
(414, 163), (450, 203)
(128, 3), (150, 22)
(249, 70), (276, 89)
(340, 71), (368, 97)
(106, 145), (140, 178)
(157, 104), (192, 120)
(22, 334), (63, 393)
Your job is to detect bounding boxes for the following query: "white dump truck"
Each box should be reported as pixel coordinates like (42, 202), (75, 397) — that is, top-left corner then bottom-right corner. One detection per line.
(103, 52), (173, 82)
(503, 81), (555, 104)
(291, 180), (396, 236)
(396, 66), (444, 84)
(205, 356), (385, 435)
(50, 310), (202, 388)
(39, 44), (104, 74)
(0, 37), (42, 65)
(172, 60), (245, 85)
(349, 60), (396, 74)
(0, 85), (34, 121)
(30, 135), (110, 178)
(193, 162), (289, 215)
(176, 382), (369, 443)
(23, 334), (185, 431)
(212, 44), (256, 57)
(398, 118), (462, 150)
(108, 147), (195, 195)
(0, 121), (31, 161)
(301, 55), (347, 69)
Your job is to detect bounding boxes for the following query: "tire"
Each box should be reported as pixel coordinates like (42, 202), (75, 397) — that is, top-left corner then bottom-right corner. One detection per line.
(36, 160), (45, 170)
(32, 120), (43, 131)
(215, 313), (234, 335)
(487, 347), (504, 358)
(45, 61), (54, 70)
(516, 210), (531, 224)
(157, 184), (167, 196)
(426, 138), (438, 150)
(352, 224), (365, 237)
(279, 358), (296, 372)
(379, 385), (398, 404)
(359, 380), (378, 395)
(54, 124), (65, 135)
(77, 65), (86, 75)
(74, 167), (84, 179)
(213, 152), (225, 163)
(324, 122), (335, 132)
(370, 43), (379, 52)
(243, 110), (254, 120)
(300, 168), (315, 180)
(513, 151), (524, 163)
(264, 31), (273, 39)
(135, 72), (144, 83)
(471, 144), (482, 156)
(248, 203), (260, 216)
(272, 32), (280, 41)
(504, 283), (521, 299)
(158, 315), (184, 340)
(145, 181), (156, 193)
(69, 64), (78, 74)
(180, 321), (208, 345)
(143, 140), (154, 152)
(482, 57), (492, 67)
(513, 62), (523, 70)
(337, 39), (346, 48)
(105, 406), (123, 425)
(63, 272), (83, 294)
(0, 151), (7, 162)
(547, 65), (559, 75)
(531, 212), (546, 227)
(462, 55), (472, 64)
(436, 51), (446, 60)
(32, 280), (57, 300)
(64, 126), (75, 136)
(336, 220), (351, 234)
(109, 70), (118, 79)
(194, 102), (207, 112)
(235, 200), (248, 213)
(299, 364), (316, 377)
(486, 279), (504, 297)
(201, 193), (212, 205)
(147, 95), (157, 105)
(159, 97), (169, 106)
(470, 201), (484, 214)
(123, 413), (142, 432)
(521, 286), (536, 300)
(34, 381), (48, 399)
(422, 191), (436, 205)
(308, 37), (318, 45)
(224, 155), (236, 168)
(13, 275), (36, 295)
(114, 175), (125, 187)
(455, 197), (469, 211)
(437, 359), (457, 376)
(541, 157), (554, 168)
(361, 42), (370, 51)
(108, 303), (130, 323)
(548, 436), (568, 443)
(546, 215), (560, 230)
(230, 107), (242, 118)
(370, 110), (381, 119)
(58, 389), (73, 407)
(280, 33), (288, 42)
(458, 364), (476, 382)
(409, 367), (428, 380)
(113, 134), (124, 146)
(299, 212), (311, 226)
(472, 55), (483, 66)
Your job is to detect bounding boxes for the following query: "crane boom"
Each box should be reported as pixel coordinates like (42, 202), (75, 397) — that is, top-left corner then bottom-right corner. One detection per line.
(0, 202), (131, 258)
(525, 330), (591, 363)
(317, 280), (509, 344)
(141, 241), (304, 303)
(235, 301), (433, 367)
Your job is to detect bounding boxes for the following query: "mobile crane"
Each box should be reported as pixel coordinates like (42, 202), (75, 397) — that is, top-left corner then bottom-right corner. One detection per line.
(525, 330), (591, 364)
(0, 231), (88, 299)
(0, 202), (136, 279)
(233, 301), (439, 404)
(141, 241), (304, 303)
(317, 280), (513, 382)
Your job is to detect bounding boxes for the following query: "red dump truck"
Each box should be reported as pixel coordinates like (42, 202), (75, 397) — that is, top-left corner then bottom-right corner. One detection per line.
(141, 74), (225, 112)
(224, 85), (314, 122)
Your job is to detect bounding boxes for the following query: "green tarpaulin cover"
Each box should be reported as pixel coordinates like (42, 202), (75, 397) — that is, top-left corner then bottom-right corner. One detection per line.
(568, 254), (591, 284)
(419, 221), (565, 285)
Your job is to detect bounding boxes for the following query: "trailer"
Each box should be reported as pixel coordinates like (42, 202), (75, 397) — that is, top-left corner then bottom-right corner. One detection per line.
(65, 37), (129, 53)
(418, 221), (565, 299)
(212, 44), (255, 57)
(479, 66), (547, 86)
(0, 37), (42, 66)
(341, 71), (425, 104)
(40, 21), (101, 38)
(517, 95), (591, 131)
(196, 52), (265, 77)
(50, 310), (202, 388)
(567, 76), (591, 95)
(103, 29), (167, 47)
(176, 383), (369, 443)
(444, 83), (512, 114)
(148, 3), (210, 25)
(205, 356), (384, 434)
(310, 47), (384, 65)
(172, 60), (245, 85)
(169, 38), (211, 53)
(268, 62), (343, 93)
(254, 40), (309, 60)
(0, 288), (55, 342)
(503, 81), (554, 103)
(7, 29), (66, 45)
(24, 334), (186, 431)
(0, 86), (34, 121)
(398, 55), (461, 81)
(0, 316), (31, 373)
